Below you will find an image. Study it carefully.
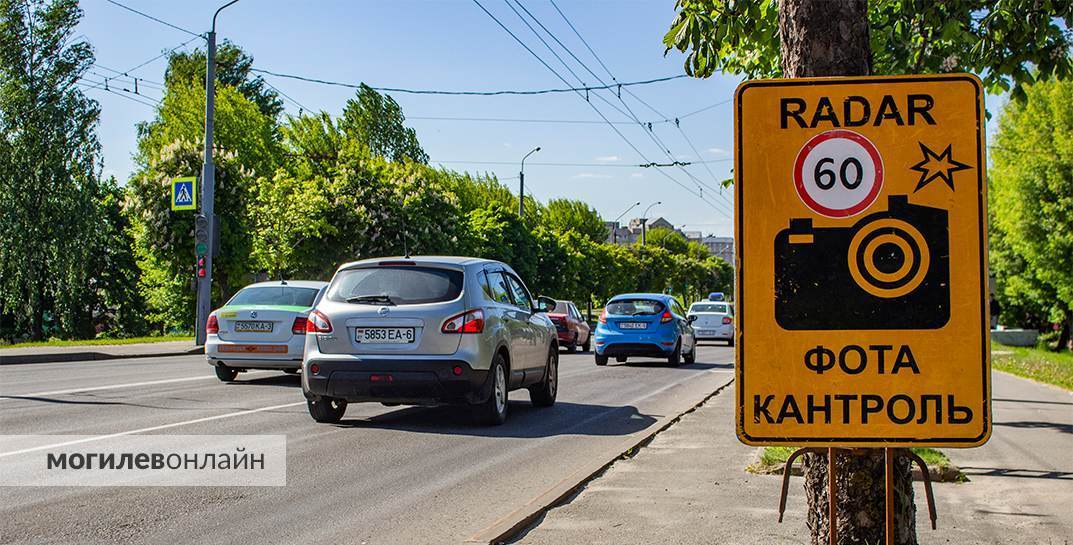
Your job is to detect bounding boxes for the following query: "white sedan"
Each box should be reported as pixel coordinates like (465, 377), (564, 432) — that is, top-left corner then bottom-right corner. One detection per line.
(687, 301), (734, 346)
(206, 280), (328, 381)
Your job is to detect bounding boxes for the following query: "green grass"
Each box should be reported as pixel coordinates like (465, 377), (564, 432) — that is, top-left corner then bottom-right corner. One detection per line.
(1, 334), (194, 350)
(992, 342), (1073, 391)
(752, 446), (955, 474)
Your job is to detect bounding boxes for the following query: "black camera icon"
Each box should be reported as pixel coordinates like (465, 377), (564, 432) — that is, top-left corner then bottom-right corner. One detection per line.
(774, 195), (950, 330)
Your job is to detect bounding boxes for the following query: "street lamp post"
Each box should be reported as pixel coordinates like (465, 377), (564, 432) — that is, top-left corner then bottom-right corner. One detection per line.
(519, 147), (540, 217)
(640, 201), (661, 246)
(612, 201), (641, 244)
(195, 0), (241, 346)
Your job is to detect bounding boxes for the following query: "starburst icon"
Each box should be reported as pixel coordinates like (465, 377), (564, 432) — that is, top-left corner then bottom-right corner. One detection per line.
(910, 142), (972, 192)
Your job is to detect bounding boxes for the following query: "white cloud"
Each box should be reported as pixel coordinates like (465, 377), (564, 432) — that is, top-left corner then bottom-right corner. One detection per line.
(706, 147), (729, 156)
(573, 172), (612, 179)
(594, 155), (620, 162)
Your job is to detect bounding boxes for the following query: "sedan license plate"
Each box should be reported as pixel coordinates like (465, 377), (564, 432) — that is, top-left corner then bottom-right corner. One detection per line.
(619, 322), (648, 330)
(234, 320), (273, 333)
(698, 329), (716, 336)
(356, 327), (415, 344)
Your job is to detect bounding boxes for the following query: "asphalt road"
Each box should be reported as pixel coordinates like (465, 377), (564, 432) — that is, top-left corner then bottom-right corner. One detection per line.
(0, 344), (734, 545)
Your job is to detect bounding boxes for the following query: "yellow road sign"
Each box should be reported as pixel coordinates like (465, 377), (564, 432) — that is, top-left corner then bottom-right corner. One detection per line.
(734, 74), (990, 447)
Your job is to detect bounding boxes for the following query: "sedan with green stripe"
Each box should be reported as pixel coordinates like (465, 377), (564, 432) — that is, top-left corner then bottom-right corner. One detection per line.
(206, 280), (328, 381)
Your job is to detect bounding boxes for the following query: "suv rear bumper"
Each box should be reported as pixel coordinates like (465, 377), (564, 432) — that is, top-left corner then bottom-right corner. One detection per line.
(303, 358), (490, 405)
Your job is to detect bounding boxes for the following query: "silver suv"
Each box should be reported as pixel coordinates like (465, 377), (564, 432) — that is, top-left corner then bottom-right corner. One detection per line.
(301, 256), (559, 425)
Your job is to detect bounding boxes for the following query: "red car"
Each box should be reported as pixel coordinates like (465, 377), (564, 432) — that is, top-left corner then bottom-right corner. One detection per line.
(547, 299), (592, 353)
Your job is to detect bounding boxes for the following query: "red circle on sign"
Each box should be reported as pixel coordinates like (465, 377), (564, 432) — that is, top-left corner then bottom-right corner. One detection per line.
(793, 129), (884, 218)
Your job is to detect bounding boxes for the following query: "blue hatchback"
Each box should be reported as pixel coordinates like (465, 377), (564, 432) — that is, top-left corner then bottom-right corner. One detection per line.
(593, 293), (697, 366)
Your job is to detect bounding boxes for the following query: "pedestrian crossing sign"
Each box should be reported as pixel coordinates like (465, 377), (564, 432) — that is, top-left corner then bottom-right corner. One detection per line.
(171, 177), (197, 211)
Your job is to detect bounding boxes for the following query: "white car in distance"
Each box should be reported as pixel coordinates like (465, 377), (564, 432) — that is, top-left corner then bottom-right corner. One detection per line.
(687, 301), (734, 346)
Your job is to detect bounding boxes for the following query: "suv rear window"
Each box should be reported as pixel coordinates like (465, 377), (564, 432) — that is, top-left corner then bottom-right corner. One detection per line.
(327, 266), (463, 305)
(227, 287), (319, 307)
(606, 299), (665, 316)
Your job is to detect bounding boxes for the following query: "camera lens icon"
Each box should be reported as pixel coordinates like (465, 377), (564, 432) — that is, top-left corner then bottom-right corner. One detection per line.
(847, 218), (930, 299)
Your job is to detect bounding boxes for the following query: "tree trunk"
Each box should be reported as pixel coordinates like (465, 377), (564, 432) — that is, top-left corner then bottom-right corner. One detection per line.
(779, 0), (873, 78)
(779, 1), (917, 544)
(1055, 316), (1071, 352)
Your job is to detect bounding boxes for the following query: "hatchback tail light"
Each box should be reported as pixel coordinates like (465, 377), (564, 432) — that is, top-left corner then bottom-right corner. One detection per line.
(292, 317), (308, 335)
(206, 314), (219, 334)
(660, 310), (674, 323)
(305, 310), (333, 333)
(599, 309), (607, 324)
(442, 309), (484, 333)
(722, 316), (733, 325)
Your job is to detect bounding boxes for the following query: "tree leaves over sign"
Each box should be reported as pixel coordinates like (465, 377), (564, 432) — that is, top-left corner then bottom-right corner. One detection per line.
(664, 0), (1073, 100)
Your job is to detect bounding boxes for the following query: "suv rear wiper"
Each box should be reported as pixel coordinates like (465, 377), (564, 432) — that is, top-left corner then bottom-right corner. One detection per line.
(346, 294), (396, 305)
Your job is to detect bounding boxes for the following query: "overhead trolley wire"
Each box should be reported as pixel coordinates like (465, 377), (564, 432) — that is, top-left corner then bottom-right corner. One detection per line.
(249, 67), (686, 96)
(539, 0), (730, 215)
(103, 0), (203, 38)
(471, 0), (724, 212)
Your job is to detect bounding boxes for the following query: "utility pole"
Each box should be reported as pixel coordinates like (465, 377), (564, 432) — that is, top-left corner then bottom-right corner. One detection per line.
(195, 0), (241, 346)
(640, 201), (661, 246)
(612, 201), (641, 244)
(519, 146), (540, 217)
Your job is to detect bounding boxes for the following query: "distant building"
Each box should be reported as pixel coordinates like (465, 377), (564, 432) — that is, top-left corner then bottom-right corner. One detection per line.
(605, 216), (677, 245)
(701, 235), (734, 264)
(603, 217), (735, 262)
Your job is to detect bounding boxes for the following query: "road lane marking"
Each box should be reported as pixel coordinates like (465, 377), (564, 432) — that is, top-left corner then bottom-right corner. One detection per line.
(0, 401), (307, 458)
(0, 371), (273, 400)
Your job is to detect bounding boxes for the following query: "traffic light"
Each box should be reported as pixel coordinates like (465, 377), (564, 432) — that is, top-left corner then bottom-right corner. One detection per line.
(197, 256), (206, 278)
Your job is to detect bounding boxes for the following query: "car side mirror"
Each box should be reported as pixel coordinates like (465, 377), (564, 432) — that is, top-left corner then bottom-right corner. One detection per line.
(687, 315), (698, 323)
(535, 296), (556, 313)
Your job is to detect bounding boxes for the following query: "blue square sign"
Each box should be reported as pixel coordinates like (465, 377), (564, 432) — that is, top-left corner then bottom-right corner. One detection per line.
(171, 177), (197, 211)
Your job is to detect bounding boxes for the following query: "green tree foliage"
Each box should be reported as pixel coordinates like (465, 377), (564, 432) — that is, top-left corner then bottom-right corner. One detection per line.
(543, 198), (608, 243)
(165, 41), (283, 119)
(339, 83), (428, 164)
(645, 227), (690, 255)
(664, 0), (1073, 98)
(128, 78), (279, 329)
(92, 177), (148, 337)
(0, 0), (105, 339)
(4, 33), (734, 340)
(990, 77), (1073, 347)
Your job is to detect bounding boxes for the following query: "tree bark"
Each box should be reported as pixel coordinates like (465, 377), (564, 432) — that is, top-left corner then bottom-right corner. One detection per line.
(779, 0), (873, 78)
(779, 1), (917, 544)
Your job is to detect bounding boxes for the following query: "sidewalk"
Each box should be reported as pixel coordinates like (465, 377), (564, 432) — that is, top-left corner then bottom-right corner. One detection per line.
(513, 372), (1073, 545)
(0, 340), (202, 365)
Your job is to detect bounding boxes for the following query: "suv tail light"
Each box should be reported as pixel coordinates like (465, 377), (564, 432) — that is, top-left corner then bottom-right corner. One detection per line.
(206, 314), (219, 334)
(292, 317), (308, 334)
(442, 309), (484, 333)
(599, 309), (607, 324)
(660, 310), (673, 323)
(722, 316), (733, 325)
(305, 310), (333, 333)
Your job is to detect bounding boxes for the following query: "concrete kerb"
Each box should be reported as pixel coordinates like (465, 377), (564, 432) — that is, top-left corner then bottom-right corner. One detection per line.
(463, 376), (737, 545)
(0, 344), (203, 365)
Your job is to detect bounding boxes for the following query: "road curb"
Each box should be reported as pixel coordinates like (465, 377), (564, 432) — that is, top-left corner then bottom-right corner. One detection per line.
(0, 346), (203, 365)
(463, 374), (736, 545)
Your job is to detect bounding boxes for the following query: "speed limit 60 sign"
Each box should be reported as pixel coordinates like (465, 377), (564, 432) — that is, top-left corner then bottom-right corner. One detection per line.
(734, 74), (990, 447)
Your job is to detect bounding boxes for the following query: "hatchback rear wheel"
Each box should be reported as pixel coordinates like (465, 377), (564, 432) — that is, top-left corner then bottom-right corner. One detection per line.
(530, 347), (557, 407)
(668, 340), (682, 367)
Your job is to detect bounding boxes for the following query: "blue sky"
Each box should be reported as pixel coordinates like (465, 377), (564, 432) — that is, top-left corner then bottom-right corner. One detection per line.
(76, 1), (1004, 237)
(76, 0), (740, 236)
